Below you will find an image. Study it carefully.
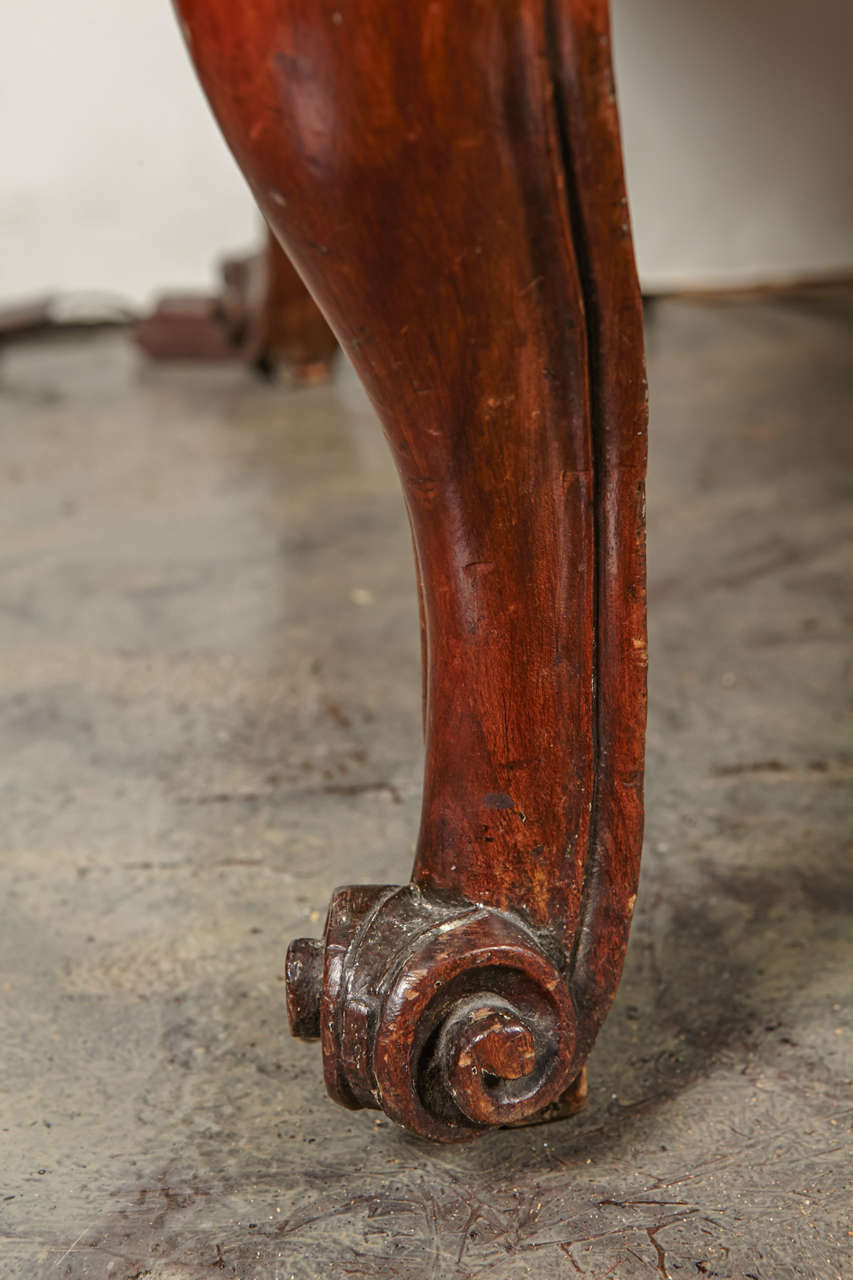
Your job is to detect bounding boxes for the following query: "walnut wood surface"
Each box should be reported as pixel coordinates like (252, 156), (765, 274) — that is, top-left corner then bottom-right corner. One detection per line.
(175, 0), (647, 1141)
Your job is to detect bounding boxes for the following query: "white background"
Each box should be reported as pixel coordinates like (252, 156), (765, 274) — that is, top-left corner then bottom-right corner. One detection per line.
(2, 0), (851, 307)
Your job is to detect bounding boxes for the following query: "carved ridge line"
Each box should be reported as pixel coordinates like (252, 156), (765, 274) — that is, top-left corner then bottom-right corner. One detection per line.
(542, 0), (604, 996)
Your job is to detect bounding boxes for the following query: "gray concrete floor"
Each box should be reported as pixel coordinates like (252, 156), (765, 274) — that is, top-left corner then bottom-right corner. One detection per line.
(0, 292), (851, 1280)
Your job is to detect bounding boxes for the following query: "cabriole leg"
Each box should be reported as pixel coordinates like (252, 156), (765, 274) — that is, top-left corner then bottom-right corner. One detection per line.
(175, 0), (647, 1142)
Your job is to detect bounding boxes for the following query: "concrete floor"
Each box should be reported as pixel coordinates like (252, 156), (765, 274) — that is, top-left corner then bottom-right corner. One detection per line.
(0, 292), (851, 1280)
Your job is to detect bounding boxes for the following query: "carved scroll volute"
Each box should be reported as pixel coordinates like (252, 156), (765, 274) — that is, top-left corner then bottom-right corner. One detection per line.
(176, 0), (647, 1141)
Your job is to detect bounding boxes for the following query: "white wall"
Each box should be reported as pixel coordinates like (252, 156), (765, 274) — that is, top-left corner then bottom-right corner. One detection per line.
(0, 0), (258, 308)
(612, 0), (853, 291)
(2, 0), (851, 306)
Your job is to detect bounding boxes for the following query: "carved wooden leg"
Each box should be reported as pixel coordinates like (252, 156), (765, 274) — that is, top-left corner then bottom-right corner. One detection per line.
(175, 0), (647, 1142)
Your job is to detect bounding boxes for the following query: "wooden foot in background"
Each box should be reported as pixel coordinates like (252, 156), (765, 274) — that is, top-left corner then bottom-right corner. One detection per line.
(134, 226), (338, 381)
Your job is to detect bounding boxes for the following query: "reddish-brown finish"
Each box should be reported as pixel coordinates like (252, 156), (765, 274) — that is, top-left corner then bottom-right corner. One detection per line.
(225, 230), (338, 379)
(176, 0), (647, 1141)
